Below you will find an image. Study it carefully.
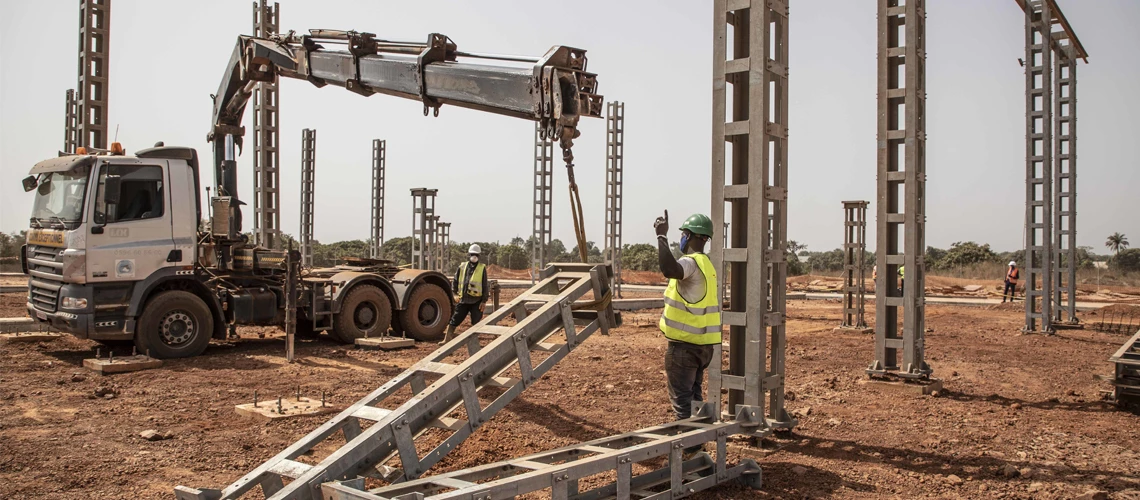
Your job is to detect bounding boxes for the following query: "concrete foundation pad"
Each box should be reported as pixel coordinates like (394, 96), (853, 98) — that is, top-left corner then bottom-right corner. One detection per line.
(787, 293), (807, 300)
(83, 355), (163, 375)
(833, 326), (874, 334)
(1, 332), (64, 343)
(235, 398), (339, 421)
(355, 337), (415, 350)
(864, 376), (943, 395)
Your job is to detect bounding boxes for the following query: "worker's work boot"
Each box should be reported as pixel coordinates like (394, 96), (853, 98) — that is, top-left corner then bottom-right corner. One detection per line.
(440, 325), (456, 344)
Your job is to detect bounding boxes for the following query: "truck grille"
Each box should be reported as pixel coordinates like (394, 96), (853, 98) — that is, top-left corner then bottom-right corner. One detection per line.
(27, 244), (64, 313)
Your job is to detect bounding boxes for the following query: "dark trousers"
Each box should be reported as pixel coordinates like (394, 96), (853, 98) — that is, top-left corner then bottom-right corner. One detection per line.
(1003, 280), (1016, 302)
(449, 301), (484, 327)
(665, 341), (714, 420)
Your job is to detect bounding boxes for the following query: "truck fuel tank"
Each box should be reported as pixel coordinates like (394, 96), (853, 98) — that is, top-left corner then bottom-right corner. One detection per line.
(229, 288), (278, 324)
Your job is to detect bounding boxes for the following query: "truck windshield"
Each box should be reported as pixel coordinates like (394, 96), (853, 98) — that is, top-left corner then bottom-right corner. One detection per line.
(30, 165), (91, 227)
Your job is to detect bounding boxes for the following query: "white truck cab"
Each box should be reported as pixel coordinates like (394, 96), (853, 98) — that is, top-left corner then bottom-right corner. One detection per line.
(23, 146), (202, 347)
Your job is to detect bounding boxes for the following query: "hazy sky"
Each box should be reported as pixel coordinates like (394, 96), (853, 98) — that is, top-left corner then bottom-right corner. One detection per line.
(1, 0), (1137, 254)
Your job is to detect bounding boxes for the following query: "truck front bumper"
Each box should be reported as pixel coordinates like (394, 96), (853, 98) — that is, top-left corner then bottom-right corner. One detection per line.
(26, 302), (131, 341)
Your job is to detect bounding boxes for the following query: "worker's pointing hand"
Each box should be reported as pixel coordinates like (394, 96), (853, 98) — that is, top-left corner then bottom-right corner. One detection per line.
(654, 210), (669, 237)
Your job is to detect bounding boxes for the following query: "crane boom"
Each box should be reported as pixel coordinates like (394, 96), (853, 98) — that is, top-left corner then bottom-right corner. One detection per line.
(207, 30), (602, 235)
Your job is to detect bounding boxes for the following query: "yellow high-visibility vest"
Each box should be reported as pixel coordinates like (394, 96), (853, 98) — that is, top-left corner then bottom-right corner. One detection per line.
(659, 253), (721, 345)
(457, 262), (486, 298)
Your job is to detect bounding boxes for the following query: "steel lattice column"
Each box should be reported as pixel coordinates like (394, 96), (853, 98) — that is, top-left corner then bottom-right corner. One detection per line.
(868, 0), (931, 379)
(437, 222), (451, 272)
(427, 215), (440, 272)
(709, 0), (795, 431)
(1023, 0), (1054, 334)
(63, 89), (78, 153)
(77, 0), (110, 149)
(604, 101), (625, 298)
(299, 129), (316, 268)
(841, 201), (869, 329)
(532, 122), (554, 283)
(1053, 46), (1078, 324)
(252, 0), (281, 250)
(410, 189), (437, 270)
(370, 140), (386, 258)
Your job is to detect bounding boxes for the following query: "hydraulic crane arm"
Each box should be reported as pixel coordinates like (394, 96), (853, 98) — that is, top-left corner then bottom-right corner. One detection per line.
(207, 30), (602, 226)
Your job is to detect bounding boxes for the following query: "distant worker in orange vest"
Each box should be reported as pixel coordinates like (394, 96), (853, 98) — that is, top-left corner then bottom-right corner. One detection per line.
(1002, 261), (1019, 303)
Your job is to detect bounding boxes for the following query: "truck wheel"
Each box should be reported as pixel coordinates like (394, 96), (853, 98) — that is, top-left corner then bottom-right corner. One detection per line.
(134, 291), (214, 359)
(332, 285), (392, 343)
(400, 284), (451, 342)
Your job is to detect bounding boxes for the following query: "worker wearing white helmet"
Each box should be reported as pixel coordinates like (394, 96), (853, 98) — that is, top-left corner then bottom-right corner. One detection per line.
(1002, 260), (1020, 303)
(443, 244), (490, 343)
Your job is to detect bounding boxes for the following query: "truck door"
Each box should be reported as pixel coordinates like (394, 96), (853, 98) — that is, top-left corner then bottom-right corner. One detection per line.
(87, 160), (177, 283)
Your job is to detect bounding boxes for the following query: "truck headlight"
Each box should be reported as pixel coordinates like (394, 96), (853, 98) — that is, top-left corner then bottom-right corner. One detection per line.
(61, 297), (88, 310)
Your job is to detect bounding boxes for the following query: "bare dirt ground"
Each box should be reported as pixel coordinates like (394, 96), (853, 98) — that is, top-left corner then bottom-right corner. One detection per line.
(1, 291), (1139, 499)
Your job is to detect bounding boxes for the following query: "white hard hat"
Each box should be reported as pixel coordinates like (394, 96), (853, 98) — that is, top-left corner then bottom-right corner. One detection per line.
(468, 244), (482, 255)
(1009, 261), (1017, 266)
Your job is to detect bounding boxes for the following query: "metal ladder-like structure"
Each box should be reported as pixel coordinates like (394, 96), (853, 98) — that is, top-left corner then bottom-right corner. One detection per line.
(307, 279), (334, 333)
(176, 264), (616, 500)
(321, 415), (762, 500)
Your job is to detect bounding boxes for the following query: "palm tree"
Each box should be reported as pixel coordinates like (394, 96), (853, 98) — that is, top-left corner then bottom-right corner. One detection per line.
(1106, 233), (1129, 254)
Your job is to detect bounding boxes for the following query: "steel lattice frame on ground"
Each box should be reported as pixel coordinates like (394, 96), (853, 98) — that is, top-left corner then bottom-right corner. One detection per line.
(868, 0), (931, 379)
(605, 101), (625, 298)
(299, 129), (316, 268)
(532, 122), (554, 283)
(841, 201), (869, 329)
(176, 264), (617, 500)
(1053, 45), (1078, 325)
(63, 89), (78, 154)
(320, 417), (762, 500)
(709, 0), (795, 431)
(252, 0), (281, 250)
(370, 140), (386, 258)
(77, 0), (110, 149)
(437, 222), (451, 272)
(1110, 330), (1140, 403)
(410, 189), (437, 270)
(1022, 0), (1055, 334)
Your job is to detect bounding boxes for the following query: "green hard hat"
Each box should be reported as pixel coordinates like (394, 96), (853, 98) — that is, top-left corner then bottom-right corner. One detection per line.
(679, 213), (714, 237)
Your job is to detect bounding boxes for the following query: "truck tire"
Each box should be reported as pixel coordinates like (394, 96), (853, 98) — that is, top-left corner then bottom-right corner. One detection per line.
(400, 283), (452, 342)
(332, 284), (392, 343)
(134, 290), (214, 359)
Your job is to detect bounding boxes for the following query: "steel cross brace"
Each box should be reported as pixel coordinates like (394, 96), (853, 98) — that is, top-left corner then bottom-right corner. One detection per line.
(176, 264), (614, 500)
(321, 417), (762, 500)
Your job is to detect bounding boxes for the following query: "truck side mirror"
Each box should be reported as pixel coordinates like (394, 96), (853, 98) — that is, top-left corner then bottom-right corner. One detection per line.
(21, 176), (37, 192)
(103, 174), (122, 205)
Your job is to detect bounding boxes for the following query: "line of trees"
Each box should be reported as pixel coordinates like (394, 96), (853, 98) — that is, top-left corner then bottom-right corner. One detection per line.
(3, 227), (1138, 274)
(786, 237), (1140, 275)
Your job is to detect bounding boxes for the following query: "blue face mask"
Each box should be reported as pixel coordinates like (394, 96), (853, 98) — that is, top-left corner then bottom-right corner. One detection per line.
(679, 233), (691, 254)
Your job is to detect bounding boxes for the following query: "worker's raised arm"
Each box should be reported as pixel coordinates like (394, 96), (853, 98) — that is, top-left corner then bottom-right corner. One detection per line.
(654, 211), (684, 279)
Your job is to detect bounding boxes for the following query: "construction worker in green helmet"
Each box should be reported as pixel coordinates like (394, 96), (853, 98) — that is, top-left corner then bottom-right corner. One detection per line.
(653, 211), (721, 428)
